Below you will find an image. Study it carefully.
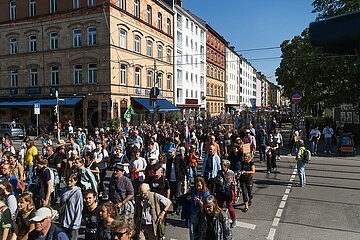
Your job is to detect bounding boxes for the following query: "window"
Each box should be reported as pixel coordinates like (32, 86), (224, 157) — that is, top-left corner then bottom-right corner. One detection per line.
(50, 0), (57, 13)
(157, 73), (162, 89)
(11, 70), (18, 87)
(191, 22), (193, 32)
(51, 67), (59, 85)
(134, 0), (139, 17)
(186, 18), (189, 28)
(134, 35), (141, 53)
(29, 0), (36, 17)
(119, 0), (126, 10)
(10, 38), (17, 54)
(49, 32), (58, 50)
(120, 64), (127, 84)
(166, 18), (171, 35)
(186, 89), (188, 98)
(29, 68), (38, 86)
(10, 1), (16, 21)
(146, 5), (152, 24)
(167, 75), (171, 90)
(88, 64), (97, 84)
(147, 40), (152, 57)
(176, 50), (182, 65)
(177, 14), (182, 29)
(147, 70), (153, 87)
(87, 0), (95, 6)
(74, 65), (82, 84)
(119, 29), (126, 48)
(73, 0), (80, 8)
(195, 26), (198, 35)
(186, 36), (188, 46)
(177, 69), (183, 86)
(73, 29), (81, 47)
(166, 48), (171, 63)
(176, 31), (182, 47)
(157, 13), (162, 30)
(29, 35), (37, 52)
(157, 45), (163, 61)
(87, 27), (96, 46)
(135, 67), (141, 86)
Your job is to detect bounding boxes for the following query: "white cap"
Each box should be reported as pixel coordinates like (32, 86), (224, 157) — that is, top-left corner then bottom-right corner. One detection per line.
(30, 207), (52, 222)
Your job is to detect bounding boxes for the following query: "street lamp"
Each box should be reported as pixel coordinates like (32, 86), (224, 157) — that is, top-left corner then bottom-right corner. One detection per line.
(55, 90), (60, 143)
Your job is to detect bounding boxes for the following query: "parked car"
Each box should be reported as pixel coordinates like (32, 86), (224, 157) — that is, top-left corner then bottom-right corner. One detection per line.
(0, 122), (26, 139)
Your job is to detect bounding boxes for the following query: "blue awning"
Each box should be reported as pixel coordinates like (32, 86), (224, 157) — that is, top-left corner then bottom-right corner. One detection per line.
(0, 99), (38, 107)
(0, 98), (82, 108)
(36, 98), (82, 107)
(132, 97), (179, 112)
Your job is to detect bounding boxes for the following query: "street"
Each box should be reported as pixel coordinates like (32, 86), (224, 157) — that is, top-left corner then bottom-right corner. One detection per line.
(10, 132), (360, 240)
(165, 152), (360, 240)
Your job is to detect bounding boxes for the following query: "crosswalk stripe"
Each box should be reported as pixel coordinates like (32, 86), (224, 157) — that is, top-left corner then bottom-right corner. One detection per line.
(236, 221), (256, 230)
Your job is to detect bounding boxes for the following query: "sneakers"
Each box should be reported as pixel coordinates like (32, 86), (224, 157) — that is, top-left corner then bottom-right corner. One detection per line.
(230, 221), (237, 228)
(267, 171), (270, 174)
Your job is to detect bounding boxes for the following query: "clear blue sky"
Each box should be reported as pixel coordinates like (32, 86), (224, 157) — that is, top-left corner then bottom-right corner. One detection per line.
(182, 0), (318, 84)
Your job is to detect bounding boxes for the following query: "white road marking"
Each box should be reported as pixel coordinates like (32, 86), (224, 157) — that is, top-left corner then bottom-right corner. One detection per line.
(279, 201), (286, 209)
(272, 217), (280, 227)
(267, 228), (276, 240)
(285, 189), (290, 194)
(282, 194), (288, 201)
(235, 221), (256, 230)
(276, 209), (283, 217)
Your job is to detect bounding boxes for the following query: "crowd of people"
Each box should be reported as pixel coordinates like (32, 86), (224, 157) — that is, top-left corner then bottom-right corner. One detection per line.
(0, 118), (293, 240)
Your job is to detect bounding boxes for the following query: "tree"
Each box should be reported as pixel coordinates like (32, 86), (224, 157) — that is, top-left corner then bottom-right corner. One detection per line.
(276, 29), (360, 110)
(276, 1), (360, 114)
(312, 0), (360, 20)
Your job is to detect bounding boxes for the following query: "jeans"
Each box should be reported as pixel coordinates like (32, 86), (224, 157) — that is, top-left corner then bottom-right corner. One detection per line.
(324, 137), (332, 152)
(169, 181), (182, 212)
(99, 168), (107, 193)
(219, 200), (236, 221)
(311, 139), (319, 153)
(27, 164), (33, 186)
(297, 160), (306, 186)
(188, 166), (197, 181)
(240, 177), (253, 203)
(259, 145), (266, 162)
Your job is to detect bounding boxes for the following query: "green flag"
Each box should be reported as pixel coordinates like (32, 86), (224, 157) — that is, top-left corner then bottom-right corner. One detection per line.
(124, 105), (135, 123)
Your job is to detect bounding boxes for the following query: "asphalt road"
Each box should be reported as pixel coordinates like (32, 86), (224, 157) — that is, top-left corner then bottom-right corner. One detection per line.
(11, 130), (360, 240)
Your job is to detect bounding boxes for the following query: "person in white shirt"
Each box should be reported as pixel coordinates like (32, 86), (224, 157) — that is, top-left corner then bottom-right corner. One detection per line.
(273, 128), (283, 160)
(130, 148), (147, 195)
(322, 125), (334, 153)
(309, 126), (321, 155)
(94, 141), (109, 196)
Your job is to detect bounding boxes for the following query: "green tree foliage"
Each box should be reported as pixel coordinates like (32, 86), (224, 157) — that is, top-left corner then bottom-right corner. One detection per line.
(276, 1), (360, 112)
(312, 0), (360, 19)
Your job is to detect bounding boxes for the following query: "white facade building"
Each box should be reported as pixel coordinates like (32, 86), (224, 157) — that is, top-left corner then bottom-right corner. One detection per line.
(240, 58), (257, 108)
(174, 5), (206, 116)
(225, 46), (241, 111)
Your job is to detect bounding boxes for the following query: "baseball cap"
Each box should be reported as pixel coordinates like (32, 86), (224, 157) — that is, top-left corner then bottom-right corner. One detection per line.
(30, 207), (52, 222)
(245, 129), (251, 133)
(77, 128), (82, 131)
(168, 148), (177, 153)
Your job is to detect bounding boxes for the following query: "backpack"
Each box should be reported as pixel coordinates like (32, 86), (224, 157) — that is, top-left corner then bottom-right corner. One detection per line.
(302, 149), (311, 163)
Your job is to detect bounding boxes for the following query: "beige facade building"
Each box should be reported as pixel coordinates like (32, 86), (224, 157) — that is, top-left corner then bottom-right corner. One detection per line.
(0, 0), (174, 130)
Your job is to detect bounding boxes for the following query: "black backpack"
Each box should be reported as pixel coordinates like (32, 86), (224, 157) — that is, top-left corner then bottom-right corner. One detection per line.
(302, 149), (311, 163)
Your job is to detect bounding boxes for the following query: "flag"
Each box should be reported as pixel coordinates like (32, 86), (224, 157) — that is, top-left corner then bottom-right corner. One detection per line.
(124, 105), (136, 123)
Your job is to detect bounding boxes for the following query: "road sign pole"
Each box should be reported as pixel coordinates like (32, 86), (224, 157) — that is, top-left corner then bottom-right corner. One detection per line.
(36, 114), (39, 138)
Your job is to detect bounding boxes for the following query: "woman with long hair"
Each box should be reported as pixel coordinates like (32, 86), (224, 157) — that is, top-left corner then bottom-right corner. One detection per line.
(11, 192), (36, 240)
(98, 201), (118, 240)
(193, 195), (232, 240)
(240, 153), (256, 212)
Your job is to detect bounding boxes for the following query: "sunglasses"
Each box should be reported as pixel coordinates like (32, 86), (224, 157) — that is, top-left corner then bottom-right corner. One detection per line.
(113, 231), (127, 238)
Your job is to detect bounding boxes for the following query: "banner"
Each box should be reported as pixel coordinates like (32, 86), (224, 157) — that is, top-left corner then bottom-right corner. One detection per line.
(124, 105), (136, 123)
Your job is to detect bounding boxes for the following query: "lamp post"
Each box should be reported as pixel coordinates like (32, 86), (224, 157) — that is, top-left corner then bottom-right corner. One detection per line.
(55, 90), (61, 142)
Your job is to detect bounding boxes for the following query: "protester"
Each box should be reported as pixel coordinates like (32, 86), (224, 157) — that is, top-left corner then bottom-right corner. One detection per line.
(192, 195), (232, 240)
(12, 192), (36, 240)
(309, 126), (321, 155)
(296, 140), (307, 187)
(59, 174), (83, 240)
(98, 201), (118, 240)
(111, 215), (135, 240)
(83, 189), (101, 240)
(28, 207), (69, 240)
(240, 153), (255, 212)
(201, 145), (221, 195)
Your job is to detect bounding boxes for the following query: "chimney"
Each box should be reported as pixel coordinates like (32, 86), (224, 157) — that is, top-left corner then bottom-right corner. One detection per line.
(177, 0), (182, 7)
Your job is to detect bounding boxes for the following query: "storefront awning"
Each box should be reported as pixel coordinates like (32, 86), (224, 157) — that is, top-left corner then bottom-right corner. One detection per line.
(36, 98), (82, 107)
(0, 98), (82, 108)
(132, 97), (179, 112)
(0, 99), (38, 107)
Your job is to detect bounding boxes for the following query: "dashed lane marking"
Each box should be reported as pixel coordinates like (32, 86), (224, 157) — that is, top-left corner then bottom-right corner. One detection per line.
(236, 221), (256, 230)
(267, 228), (276, 240)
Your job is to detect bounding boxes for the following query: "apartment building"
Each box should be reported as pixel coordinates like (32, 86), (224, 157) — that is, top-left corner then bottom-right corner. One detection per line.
(225, 45), (240, 112)
(173, 2), (206, 118)
(0, 0), (175, 129)
(240, 57), (256, 109)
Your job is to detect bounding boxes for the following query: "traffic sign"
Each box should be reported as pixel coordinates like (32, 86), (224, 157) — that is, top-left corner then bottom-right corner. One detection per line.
(34, 103), (40, 115)
(291, 93), (302, 103)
